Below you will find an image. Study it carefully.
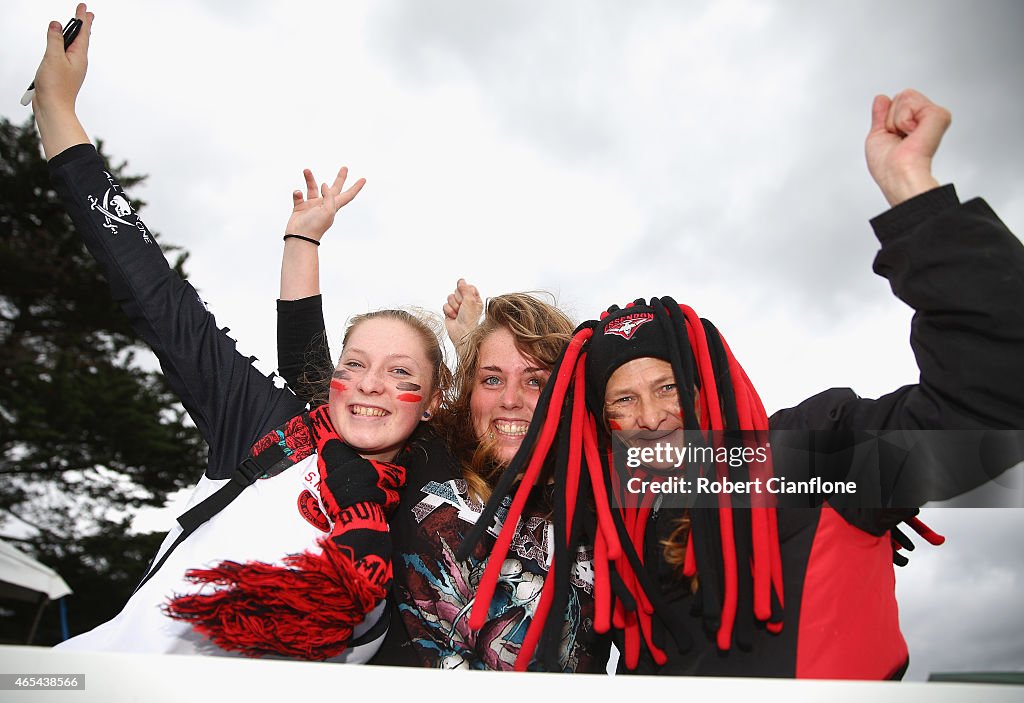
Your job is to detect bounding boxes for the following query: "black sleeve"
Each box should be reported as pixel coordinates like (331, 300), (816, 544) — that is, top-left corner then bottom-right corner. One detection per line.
(772, 185), (1024, 506)
(858, 184), (1024, 430)
(276, 295), (333, 405)
(49, 144), (305, 479)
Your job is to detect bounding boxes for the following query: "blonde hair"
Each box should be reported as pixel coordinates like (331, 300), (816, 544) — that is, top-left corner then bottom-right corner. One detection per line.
(435, 293), (574, 502)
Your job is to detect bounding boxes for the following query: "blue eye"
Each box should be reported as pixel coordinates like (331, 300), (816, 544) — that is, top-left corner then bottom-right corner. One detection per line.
(483, 376), (501, 386)
(393, 368), (411, 376)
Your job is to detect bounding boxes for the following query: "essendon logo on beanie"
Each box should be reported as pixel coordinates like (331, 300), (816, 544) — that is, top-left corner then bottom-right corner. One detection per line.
(604, 313), (654, 340)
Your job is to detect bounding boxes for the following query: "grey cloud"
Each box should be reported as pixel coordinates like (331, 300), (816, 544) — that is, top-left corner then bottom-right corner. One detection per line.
(367, 0), (1024, 323)
(899, 509), (1024, 679)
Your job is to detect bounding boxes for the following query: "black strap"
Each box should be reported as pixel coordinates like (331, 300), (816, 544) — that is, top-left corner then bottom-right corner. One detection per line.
(132, 443), (289, 594)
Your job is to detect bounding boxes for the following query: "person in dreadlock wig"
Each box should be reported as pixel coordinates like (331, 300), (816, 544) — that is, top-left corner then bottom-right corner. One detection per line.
(457, 297), (786, 674)
(459, 88), (1024, 678)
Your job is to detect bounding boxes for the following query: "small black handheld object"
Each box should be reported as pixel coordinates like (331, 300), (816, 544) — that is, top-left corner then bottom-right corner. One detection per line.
(21, 17), (84, 106)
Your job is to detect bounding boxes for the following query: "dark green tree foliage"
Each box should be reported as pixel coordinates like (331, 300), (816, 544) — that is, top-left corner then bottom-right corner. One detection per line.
(0, 117), (206, 643)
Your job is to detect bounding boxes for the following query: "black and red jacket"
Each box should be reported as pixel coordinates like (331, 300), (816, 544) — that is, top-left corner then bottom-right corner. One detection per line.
(629, 186), (1024, 678)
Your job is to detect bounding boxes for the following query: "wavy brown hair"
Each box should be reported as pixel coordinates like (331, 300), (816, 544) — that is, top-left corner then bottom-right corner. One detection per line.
(434, 293), (574, 502)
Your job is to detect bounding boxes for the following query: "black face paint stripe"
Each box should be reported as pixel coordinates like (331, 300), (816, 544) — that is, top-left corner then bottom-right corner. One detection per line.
(396, 382), (421, 392)
(333, 369), (352, 380)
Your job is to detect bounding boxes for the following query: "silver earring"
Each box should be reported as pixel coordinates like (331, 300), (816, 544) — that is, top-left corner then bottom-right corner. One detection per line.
(422, 411), (431, 419)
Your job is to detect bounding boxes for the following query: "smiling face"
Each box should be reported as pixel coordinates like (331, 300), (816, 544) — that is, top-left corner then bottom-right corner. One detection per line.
(328, 317), (437, 462)
(604, 357), (685, 464)
(470, 327), (551, 464)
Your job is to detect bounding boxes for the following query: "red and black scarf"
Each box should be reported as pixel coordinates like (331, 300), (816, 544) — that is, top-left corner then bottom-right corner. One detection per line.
(165, 404), (405, 660)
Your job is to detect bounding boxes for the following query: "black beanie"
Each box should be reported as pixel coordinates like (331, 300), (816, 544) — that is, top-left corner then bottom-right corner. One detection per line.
(584, 300), (674, 416)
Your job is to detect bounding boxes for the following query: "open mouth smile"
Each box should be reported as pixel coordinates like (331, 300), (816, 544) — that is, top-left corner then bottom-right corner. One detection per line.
(494, 419), (530, 437)
(351, 405), (389, 418)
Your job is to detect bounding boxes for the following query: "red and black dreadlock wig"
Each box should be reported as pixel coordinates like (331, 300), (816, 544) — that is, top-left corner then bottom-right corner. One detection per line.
(454, 297), (785, 671)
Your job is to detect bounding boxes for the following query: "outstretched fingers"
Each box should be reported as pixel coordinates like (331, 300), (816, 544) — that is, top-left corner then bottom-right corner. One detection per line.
(336, 176), (366, 208)
(303, 169), (319, 202)
(328, 166), (349, 196)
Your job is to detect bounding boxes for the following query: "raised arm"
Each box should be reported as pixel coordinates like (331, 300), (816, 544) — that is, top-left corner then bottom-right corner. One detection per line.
(276, 169), (364, 402)
(774, 90), (1024, 505)
(860, 90), (1024, 433)
(31, 4), (91, 159)
(280, 167), (364, 299)
(35, 5), (304, 477)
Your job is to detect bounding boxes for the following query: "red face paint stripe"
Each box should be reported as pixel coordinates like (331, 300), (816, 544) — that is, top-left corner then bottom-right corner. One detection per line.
(396, 393), (422, 403)
(330, 380), (347, 392)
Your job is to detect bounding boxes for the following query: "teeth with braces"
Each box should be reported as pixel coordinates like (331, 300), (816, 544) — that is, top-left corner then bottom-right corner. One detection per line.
(494, 420), (529, 436)
(352, 406), (388, 417)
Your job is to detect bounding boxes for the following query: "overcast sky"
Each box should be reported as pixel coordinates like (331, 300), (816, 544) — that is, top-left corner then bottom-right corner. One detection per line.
(3, 0), (1022, 682)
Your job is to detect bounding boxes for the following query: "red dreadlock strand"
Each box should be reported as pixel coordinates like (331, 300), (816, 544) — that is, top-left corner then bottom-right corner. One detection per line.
(630, 499), (657, 616)
(715, 500), (740, 650)
(751, 507), (773, 621)
(680, 304), (724, 430)
(906, 516), (946, 545)
(766, 505), (785, 633)
(613, 598), (626, 629)
(564, 354), (588, 525)
(583, 414), (622, 560)
(468, 328), (592, 631)
(626, 464), (668, 663)
(511, 356), (592, 671)
(638, 605), (668, 666)
(515, 560), (557, 671)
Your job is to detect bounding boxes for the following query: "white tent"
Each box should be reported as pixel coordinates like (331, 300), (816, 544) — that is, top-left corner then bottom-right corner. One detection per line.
(0, 539), (72, 643)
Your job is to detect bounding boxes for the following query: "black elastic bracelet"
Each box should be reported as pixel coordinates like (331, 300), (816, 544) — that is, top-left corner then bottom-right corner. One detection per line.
(283, 233), (321, 246)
